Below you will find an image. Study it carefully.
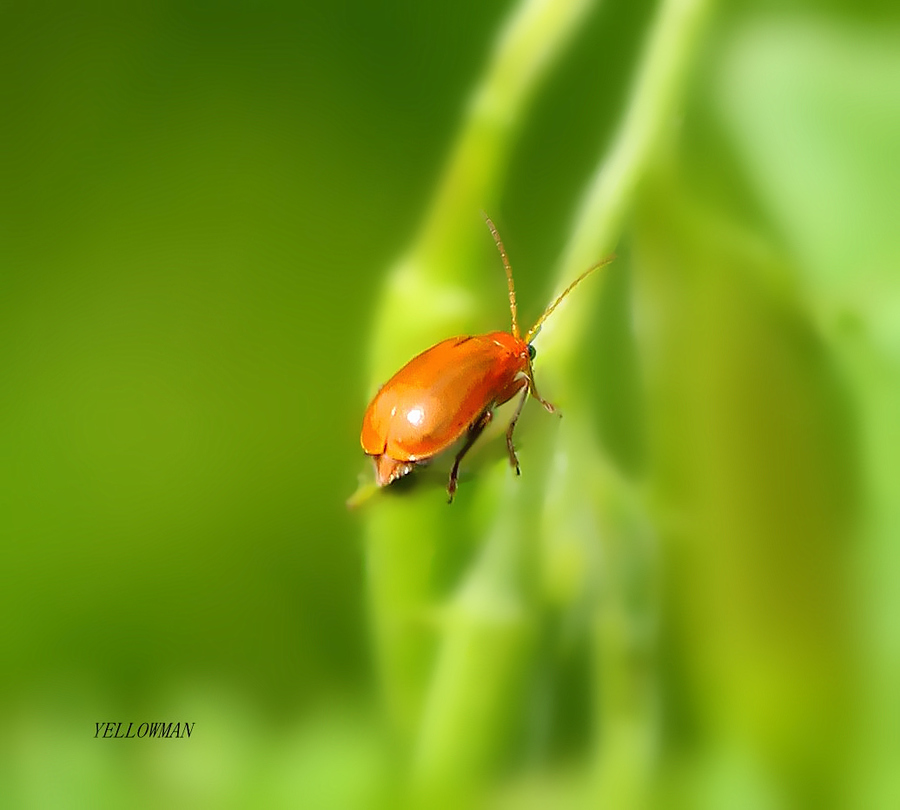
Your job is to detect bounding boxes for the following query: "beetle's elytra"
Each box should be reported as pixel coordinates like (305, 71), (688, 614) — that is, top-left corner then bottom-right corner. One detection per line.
(360, 216), (612, 503)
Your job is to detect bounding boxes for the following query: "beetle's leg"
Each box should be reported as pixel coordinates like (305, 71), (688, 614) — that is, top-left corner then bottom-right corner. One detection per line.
(447, 410), (493, 504)
(505, 386), (530, 475)
(528, 374), (557, 415)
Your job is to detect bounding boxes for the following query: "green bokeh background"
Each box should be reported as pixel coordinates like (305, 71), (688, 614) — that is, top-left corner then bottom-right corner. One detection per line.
(2, 1), (899, 807)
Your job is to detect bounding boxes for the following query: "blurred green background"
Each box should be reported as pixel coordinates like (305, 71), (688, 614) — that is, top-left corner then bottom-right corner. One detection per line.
(2, 0), (899, 807)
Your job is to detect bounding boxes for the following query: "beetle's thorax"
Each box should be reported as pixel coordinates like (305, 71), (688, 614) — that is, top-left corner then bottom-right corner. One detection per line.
(481, 329), (529, 359)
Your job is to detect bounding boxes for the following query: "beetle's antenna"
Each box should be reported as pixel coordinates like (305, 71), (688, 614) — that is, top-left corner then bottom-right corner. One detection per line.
(524, 255), (615, 344)
(483, 214), (519, 339)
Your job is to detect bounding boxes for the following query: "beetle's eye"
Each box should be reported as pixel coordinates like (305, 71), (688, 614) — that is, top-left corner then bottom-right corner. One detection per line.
(527, 344), (536, 361)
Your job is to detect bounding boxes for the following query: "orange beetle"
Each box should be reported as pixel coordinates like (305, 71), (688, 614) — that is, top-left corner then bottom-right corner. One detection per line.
(361, 216), (611, 502)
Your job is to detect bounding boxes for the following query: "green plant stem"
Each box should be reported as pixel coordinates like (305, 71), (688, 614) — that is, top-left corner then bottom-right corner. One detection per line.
(540, 0), (714, 382)
(363, 0), (598, 752)
(363, 0), (715, 803)
(532, 0), (714, 804)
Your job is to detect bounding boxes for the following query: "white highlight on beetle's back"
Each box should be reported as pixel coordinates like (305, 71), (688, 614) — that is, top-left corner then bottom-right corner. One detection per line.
(406, 407), (424, 427)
